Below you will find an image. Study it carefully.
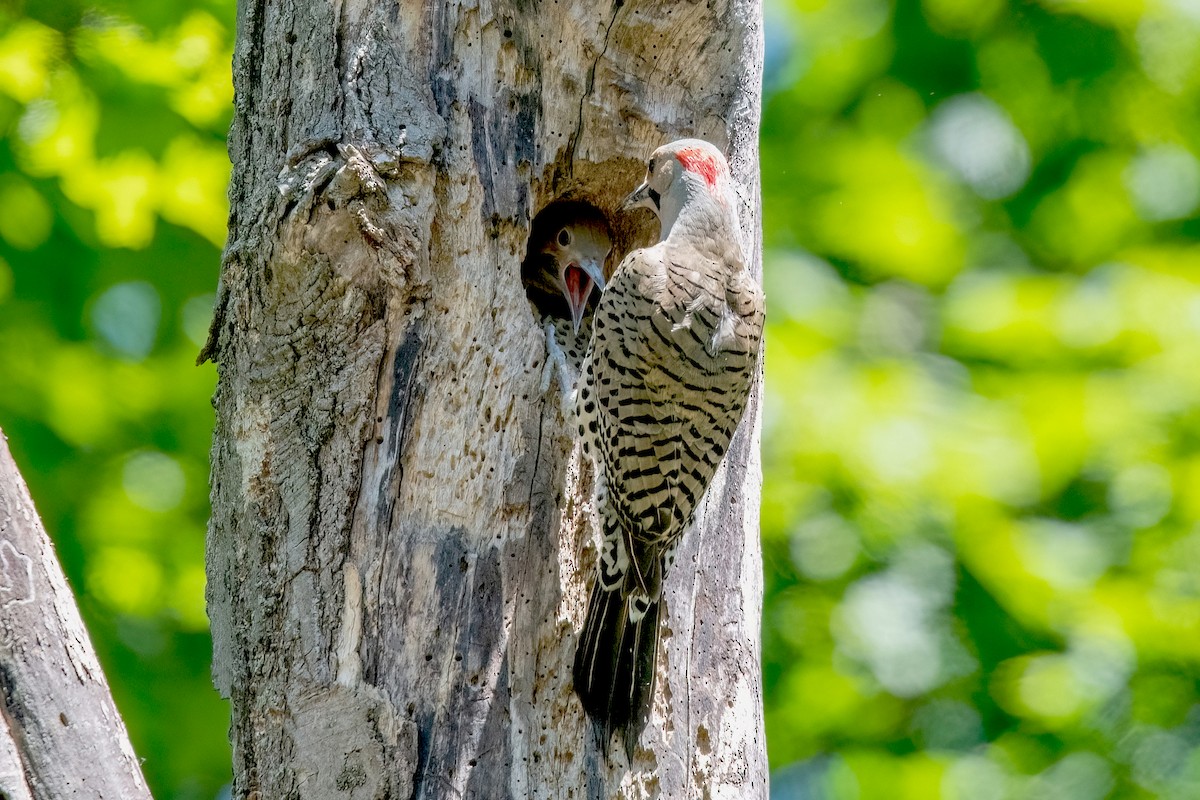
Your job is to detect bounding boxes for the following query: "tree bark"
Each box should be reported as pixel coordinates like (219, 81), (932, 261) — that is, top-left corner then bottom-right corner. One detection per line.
(0, 433), (152, 800)
(205, 1), (766, 797)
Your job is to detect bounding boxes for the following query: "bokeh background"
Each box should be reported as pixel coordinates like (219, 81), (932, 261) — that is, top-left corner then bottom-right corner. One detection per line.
(2, 0), (1199, 797)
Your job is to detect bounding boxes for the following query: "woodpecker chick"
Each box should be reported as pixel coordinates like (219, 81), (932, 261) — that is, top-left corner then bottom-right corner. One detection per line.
(524, 205), (613, 402)
(572, 140), (765, 761)
(523, 205), (612, 333)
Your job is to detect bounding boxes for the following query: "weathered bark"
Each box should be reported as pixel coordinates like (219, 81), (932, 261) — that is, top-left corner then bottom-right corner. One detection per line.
(0, 433), (152, 800)
(206, 1), (765, 797)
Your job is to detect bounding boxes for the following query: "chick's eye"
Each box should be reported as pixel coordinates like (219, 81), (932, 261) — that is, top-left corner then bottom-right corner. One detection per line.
(557, 228), (571, 247)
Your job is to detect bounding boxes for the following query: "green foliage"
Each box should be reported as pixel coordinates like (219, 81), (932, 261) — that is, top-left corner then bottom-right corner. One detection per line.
(2, 0), (1198, 797)
(0, 0), (232, 797)
(762, 0), (1200, 797)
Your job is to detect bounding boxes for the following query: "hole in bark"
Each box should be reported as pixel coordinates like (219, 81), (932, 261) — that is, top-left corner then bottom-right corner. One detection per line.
(521, 201), (613, 327)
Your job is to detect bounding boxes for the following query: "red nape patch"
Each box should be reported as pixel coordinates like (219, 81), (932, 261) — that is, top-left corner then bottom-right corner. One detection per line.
(675, 146), (723, 189)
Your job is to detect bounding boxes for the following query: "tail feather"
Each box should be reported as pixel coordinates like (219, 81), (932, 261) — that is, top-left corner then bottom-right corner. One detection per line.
(573, 579), (662, 761)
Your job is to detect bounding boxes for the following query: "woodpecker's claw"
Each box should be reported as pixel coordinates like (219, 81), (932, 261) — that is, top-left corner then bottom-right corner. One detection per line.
(540, 321), (579, 414)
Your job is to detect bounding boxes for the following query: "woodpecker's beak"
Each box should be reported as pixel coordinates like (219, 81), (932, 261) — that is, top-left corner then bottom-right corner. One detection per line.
(623, 181), (659, 213)
(562, 263), (594, 334)
(579, 256), (606, 293)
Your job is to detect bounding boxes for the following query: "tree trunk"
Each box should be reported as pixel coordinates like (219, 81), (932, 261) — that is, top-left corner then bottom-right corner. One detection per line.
(205, 1), (766, 797)
(0, 433), (152, 800)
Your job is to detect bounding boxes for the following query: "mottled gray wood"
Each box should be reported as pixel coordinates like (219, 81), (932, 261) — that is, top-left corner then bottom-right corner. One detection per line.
(206, 1), (766, 797)
(0, 433), (152, 800)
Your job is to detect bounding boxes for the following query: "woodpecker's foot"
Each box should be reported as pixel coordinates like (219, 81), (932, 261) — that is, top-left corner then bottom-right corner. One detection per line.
(540, 320), (579, 413)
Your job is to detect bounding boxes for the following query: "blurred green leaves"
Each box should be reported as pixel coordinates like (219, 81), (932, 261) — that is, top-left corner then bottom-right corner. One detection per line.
(4, 11), (230, 248)
(763, 0), (1200, 797)
(0, 2), (231, 797)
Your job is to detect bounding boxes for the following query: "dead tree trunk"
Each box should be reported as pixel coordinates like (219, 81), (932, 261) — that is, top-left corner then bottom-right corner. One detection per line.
(0, 433), (152, 800)
(204, 1), (765, 797)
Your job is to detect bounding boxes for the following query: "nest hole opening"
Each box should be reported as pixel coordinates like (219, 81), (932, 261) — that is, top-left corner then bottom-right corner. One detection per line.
(521, 200), (616, 326)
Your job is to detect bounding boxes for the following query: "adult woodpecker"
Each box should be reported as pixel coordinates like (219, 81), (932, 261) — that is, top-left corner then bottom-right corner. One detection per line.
(572, 139), (765, 760)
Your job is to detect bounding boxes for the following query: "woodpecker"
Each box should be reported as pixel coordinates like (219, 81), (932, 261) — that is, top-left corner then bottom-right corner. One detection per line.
(572, 139), (765, 760)
(523, 204), (612, 333)
(523, 205), (613, 396)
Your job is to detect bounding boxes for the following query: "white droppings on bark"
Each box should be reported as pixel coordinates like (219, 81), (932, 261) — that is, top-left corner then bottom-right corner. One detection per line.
(336, 561), (364, 686)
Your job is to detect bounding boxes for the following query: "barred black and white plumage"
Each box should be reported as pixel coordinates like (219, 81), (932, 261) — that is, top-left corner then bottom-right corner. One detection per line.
(572, 139), (765, 760)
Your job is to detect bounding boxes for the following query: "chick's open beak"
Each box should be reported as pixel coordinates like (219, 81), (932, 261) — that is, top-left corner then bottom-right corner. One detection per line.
(562, 264), (593, 334)
(579, 256), (605, 293)
(562, 256), (606, 333)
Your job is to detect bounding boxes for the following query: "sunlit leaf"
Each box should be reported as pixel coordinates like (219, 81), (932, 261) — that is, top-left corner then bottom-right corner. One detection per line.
(0, 175), (52, 249)
(0, 19), (60, 102)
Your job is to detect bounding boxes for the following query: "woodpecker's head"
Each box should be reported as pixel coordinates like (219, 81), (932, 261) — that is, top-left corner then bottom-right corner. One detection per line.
(624, 139), (734, 235)
(538, 217), (612, 333)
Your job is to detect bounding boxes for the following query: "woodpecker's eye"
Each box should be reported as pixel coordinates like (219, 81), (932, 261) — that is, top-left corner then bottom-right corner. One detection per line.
(558, 228), (571, 247)
(647, 158), (657, 174)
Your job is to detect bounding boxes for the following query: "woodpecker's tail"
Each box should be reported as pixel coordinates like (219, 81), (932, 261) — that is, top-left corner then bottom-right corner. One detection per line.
(573, 575), (661, 762)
